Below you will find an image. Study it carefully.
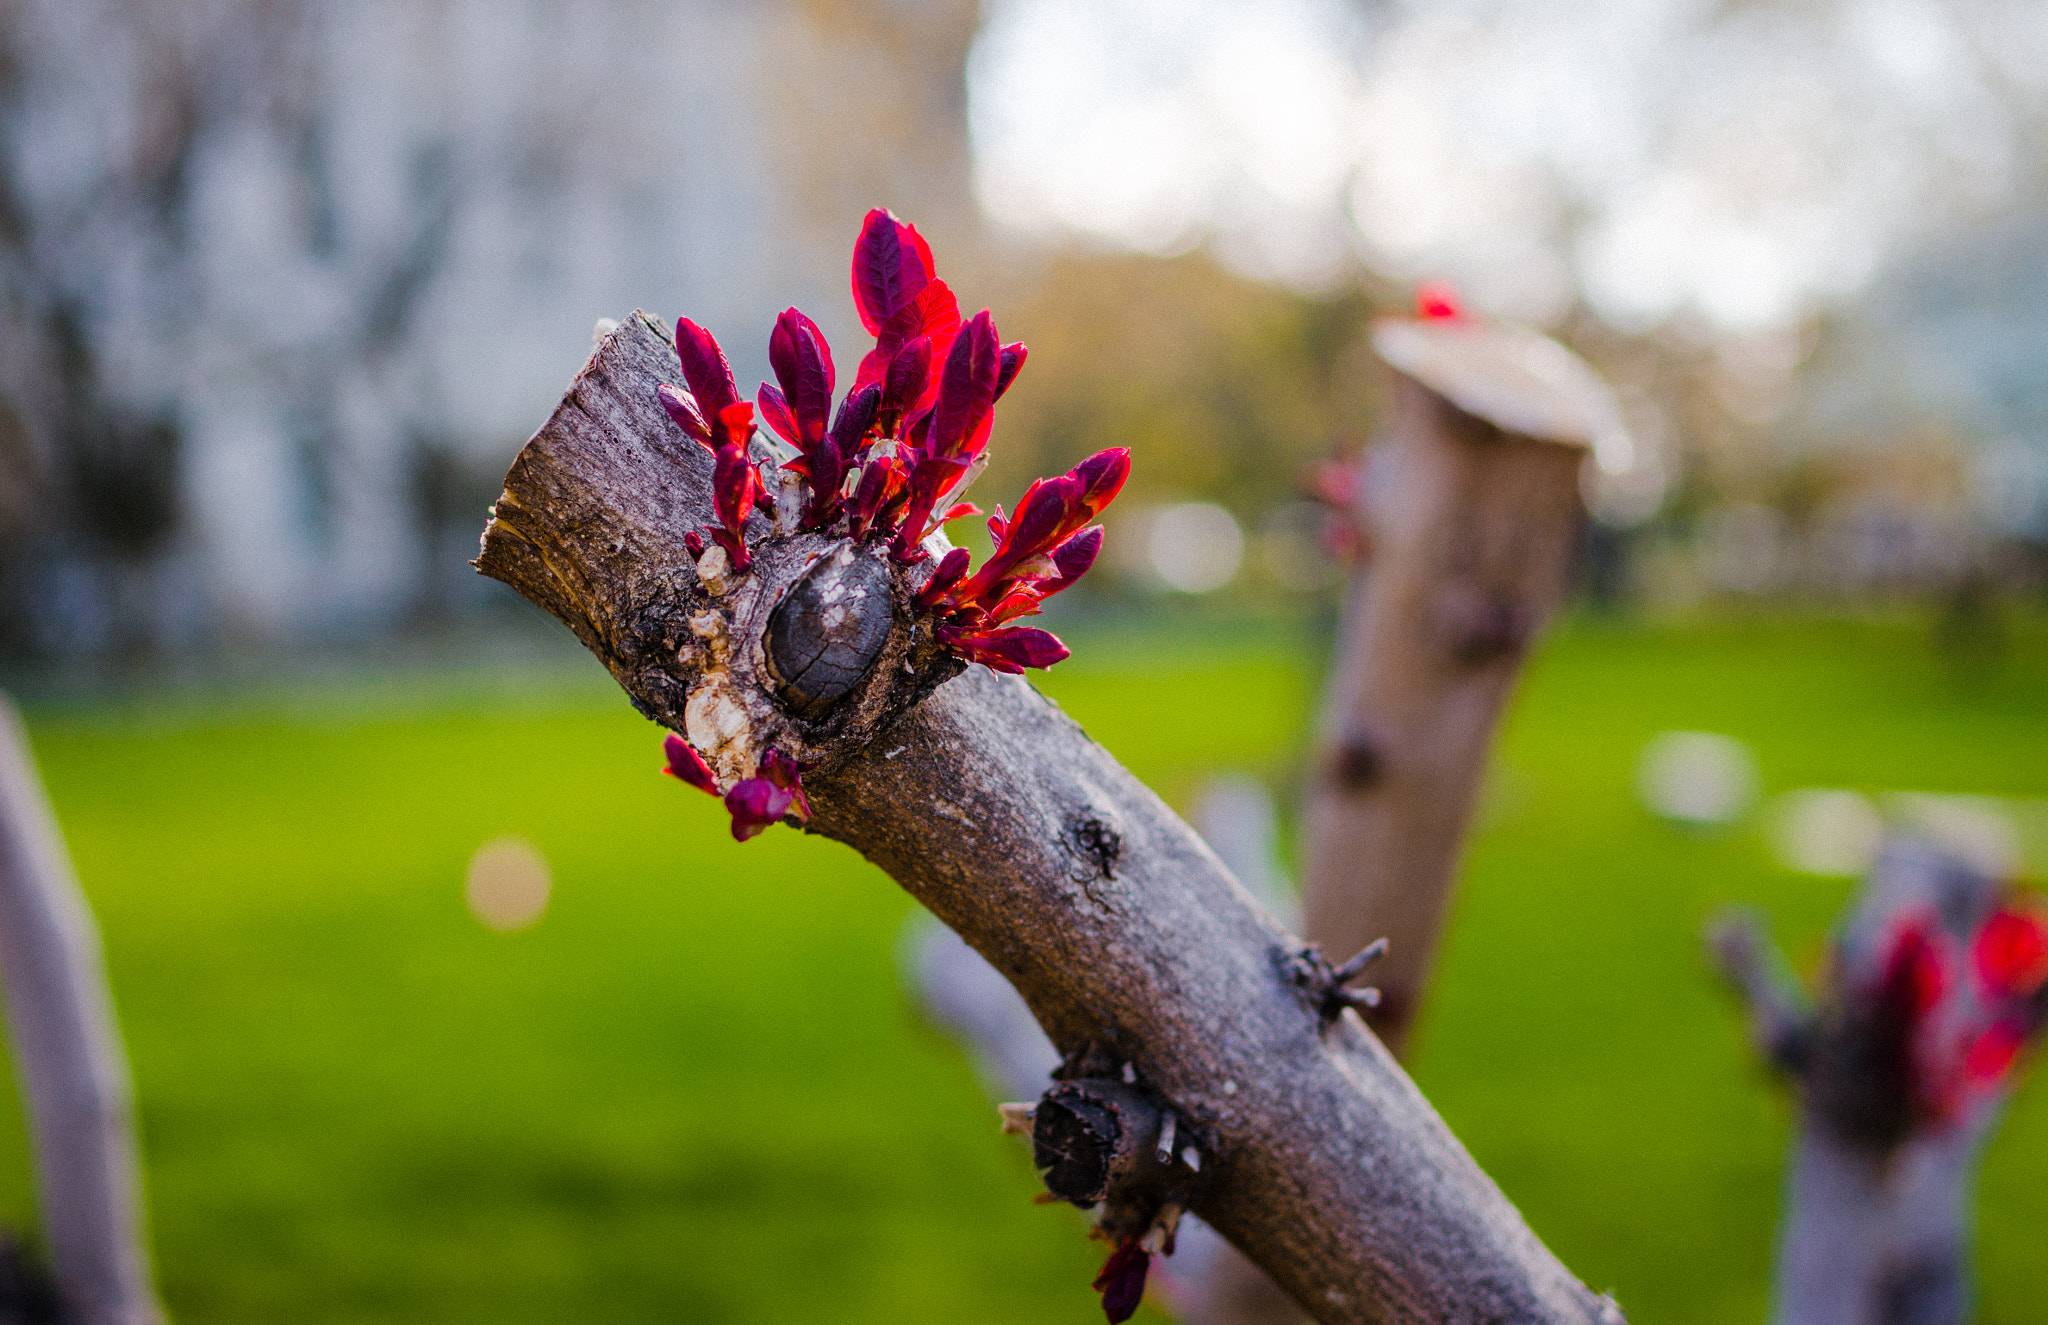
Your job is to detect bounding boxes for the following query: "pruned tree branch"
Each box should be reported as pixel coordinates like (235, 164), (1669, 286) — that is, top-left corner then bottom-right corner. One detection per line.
(476, 312), (1621, 1325)
(0, 698), (163, 1325)
(1299, 316), (1608, 1055)
(1710, 838), (2048, 1325)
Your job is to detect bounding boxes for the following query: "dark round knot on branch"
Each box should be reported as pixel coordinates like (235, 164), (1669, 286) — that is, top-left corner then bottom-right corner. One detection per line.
(1437, 583), (1534, 667)
(1034, 1084), (1123, 1206)
(1068, 810), (1123, 881)
(764, 543), (895, 720)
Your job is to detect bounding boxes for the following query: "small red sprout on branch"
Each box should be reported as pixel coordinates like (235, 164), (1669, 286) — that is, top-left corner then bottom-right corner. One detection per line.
(664, 734), (814, 843)
(1093, 1238), (1150, 1324)
(660, 319), (763, 570)
(653, 210), (1129, 834)
(1923, 900), (2048, 1121)
(919, 449), (1126, 673)
(722, 749), (815, 842)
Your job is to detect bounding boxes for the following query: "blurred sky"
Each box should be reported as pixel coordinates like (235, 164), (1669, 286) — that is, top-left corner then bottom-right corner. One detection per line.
(969, 0), (2048, 331)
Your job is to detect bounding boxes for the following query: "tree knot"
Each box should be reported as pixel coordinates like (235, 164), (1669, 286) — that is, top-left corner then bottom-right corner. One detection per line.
(1068, 810), (1124, 882)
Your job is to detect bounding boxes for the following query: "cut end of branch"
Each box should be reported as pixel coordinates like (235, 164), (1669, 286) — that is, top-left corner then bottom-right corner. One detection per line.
(1372, 316), (1626, 457)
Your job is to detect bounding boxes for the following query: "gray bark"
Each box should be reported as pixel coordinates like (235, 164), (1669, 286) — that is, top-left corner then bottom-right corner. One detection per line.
(475, 312), (1620, 1325)
(906, 774), (1295, 1108)
(907, 777), (1297, 1319)
(0, 698), (163, 1325)
(1772, 1120), (1984, 1325)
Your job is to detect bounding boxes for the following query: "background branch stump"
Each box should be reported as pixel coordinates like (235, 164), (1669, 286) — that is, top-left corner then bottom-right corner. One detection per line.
(1299, 314), (1620, 1056)
(0, 699), (163, 1325)
(1184, 316), (1624, 1325)
(1711, 837), (2048, 1325)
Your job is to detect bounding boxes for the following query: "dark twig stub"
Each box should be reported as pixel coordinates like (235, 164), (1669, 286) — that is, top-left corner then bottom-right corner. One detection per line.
(1282, 937), (1390, 1027)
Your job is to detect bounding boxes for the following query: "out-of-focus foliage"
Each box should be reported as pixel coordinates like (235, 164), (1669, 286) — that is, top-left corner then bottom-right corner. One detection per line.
(5, 0), (2046, 656)
(986, 250), (1380, 515)
(970, 0), (2048, 613)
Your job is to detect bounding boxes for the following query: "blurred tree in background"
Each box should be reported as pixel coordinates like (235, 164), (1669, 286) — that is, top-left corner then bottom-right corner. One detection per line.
(987, 250), (1377, 518)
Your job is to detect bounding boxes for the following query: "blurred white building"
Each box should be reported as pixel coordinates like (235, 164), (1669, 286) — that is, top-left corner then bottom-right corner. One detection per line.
(0, 0), (979, 651)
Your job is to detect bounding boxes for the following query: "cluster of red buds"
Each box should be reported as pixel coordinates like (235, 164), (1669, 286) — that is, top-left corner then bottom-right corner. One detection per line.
(656, 210), (1129, 837)
(914, 449), (1124, 673)
(1859, 899), (2048, 1131)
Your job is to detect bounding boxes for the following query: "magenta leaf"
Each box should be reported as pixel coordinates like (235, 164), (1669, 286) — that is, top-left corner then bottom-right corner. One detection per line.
(757, 748), (815, 819)
(712, 448), (756, 528)
(892, 453), (977, 559)
(661, 733), (719, 795)
(995, 341), (1028, 401)
(674, 318), (741, 419)
(975, 475), (1079, 588)
(928, 310), (1000, 463)
(829, 384), (881, 463)
(724, 778), (795, 841)
(959, 626), (1069, 673)
(851, 209), (934, 335)
(711, 399), (754, 453)
(845, 456), (902, 539)
(768, 307), (836, 441)
(917, 547), (973, 607)
(888, 280), (961, 370)
(1072, 448), (1132, 521)
(1040, 526), (1102, 596)
(721, 748), (814, 841)
(879, 336), (932, 434)
(708, 409), (762, 571)
(757, 383), (801, 448)
(657, 384), (712, 447)
(1092, 1240), (1150, 1324)
(858, 278), (962, 395)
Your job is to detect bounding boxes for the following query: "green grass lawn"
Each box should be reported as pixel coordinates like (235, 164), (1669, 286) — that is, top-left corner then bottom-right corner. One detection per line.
(8, 611), (2047, 1323)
